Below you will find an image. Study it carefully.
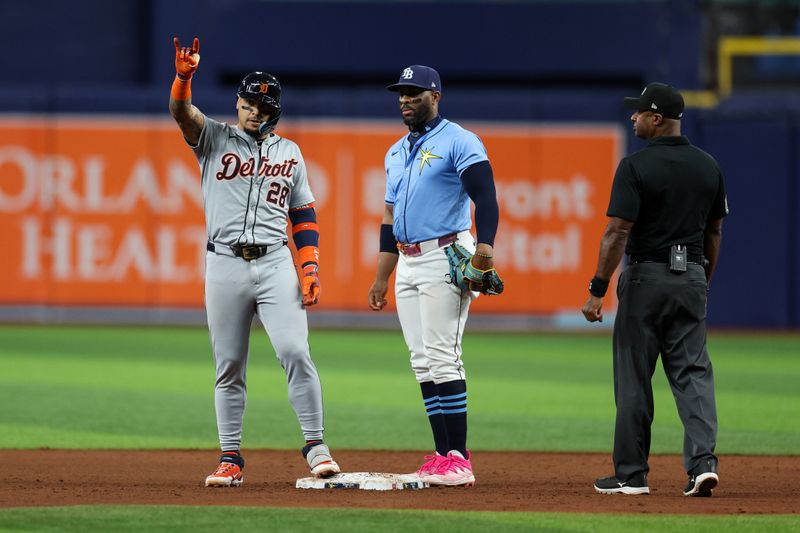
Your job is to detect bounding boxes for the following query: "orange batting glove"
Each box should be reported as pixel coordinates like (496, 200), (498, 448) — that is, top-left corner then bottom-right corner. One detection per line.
(173, 36), (200, 80)
(301, 265), (321, 306)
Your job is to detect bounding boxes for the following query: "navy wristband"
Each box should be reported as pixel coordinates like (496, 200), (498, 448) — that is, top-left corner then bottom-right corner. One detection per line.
(588, 276), (609, 298)
(380, 224), (399, 254)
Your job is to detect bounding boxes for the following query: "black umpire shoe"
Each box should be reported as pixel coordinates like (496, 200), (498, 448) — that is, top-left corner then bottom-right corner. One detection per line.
(683, 457), (719, 497)
(594, 472), (650, 495)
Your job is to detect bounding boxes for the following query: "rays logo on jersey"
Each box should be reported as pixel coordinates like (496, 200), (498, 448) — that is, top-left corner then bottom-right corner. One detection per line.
(417, 147), (442, 174)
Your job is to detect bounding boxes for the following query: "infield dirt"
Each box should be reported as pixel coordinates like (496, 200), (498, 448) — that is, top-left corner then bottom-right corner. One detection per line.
(3, 450), (798, 514)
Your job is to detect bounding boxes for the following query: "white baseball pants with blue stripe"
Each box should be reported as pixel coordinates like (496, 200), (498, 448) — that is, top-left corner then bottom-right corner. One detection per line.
(395, 231), (478, 384)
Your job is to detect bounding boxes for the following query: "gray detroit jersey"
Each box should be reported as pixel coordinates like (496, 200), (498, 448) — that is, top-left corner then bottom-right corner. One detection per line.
(191, 116), (314, 245)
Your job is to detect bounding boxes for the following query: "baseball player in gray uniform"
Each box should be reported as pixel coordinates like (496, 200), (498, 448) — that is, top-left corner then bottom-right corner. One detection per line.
(169, 36), (339, 487)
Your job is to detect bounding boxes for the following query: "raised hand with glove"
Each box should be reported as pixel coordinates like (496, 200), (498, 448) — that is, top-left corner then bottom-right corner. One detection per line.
(174, 36), (200, 81)
(168, 36), (204, 145)
(171, 37), (200, 102)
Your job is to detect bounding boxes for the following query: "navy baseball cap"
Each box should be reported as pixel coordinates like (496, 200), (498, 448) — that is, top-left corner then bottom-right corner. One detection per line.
(387, 65), (442, 93)
(623, 82), (684, 119)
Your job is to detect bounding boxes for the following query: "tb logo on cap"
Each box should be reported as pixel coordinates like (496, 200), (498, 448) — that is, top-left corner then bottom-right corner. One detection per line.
(402, 68), (414, 80)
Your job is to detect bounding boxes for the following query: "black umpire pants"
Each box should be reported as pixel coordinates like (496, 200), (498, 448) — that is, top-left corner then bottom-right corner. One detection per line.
(612, 262), (718, 480)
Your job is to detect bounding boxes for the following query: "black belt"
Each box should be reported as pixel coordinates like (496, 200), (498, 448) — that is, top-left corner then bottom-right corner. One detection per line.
(207, 240), (287, 261)
(629, 253), (704, 265)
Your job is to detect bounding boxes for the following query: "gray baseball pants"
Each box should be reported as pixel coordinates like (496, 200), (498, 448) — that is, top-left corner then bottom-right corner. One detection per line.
(204, 244), (324, 451)
(612, 262), (718, 480)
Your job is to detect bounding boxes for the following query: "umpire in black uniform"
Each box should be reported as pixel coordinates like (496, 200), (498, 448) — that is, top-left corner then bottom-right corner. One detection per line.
(582, 83), (729, 497)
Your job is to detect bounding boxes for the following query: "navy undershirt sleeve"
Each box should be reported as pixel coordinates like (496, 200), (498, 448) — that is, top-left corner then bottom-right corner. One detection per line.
(460, 160), (499, 247)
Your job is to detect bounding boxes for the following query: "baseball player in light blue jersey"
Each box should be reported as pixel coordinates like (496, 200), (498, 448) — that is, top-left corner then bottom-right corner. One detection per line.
(368, 65), (502, 487)
(169, 36), (339, 487)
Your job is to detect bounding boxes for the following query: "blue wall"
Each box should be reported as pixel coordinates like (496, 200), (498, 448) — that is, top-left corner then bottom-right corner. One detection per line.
(690, 111), (798, 329)
(0, 0), (798, 328)
(152, 0), (700, 88)
(0, 0), (701, 89)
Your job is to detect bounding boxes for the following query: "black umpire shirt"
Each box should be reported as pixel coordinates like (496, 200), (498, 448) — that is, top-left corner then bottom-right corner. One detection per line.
(607, 136), (729, 258)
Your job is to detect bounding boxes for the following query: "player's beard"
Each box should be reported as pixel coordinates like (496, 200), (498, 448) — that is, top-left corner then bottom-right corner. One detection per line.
(241, 121), (269, 140)
(242, 125), (260, 137)
(402, 100), (433, 131)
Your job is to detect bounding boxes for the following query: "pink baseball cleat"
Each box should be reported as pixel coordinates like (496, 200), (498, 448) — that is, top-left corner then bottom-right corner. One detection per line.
(424, 450), (475, 487)
(415, 453), (448, 477)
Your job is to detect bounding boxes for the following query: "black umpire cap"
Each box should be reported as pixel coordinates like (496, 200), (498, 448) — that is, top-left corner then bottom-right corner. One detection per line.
(624, 83), (684, 119)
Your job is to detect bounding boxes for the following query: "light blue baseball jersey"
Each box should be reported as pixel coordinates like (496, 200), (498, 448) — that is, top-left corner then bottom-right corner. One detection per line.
(384, 118), (488, 243)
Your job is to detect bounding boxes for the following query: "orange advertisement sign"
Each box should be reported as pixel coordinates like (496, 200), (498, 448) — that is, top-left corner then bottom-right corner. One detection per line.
(0, 117), (621, 313)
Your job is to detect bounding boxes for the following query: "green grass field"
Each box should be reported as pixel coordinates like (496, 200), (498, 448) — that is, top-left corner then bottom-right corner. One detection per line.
(1, 325), (798, 531)
(1, 325), (798, 453)
(0, 506), (798, 533)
